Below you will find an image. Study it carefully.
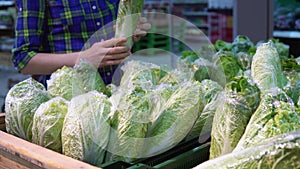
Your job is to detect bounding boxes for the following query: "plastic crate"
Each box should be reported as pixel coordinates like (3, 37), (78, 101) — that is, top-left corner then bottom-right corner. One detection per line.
(133, 21), (186, 55)
(128, 142), (210, 169)
(133, 33), (171, 56)
(101, 136), (210, 169)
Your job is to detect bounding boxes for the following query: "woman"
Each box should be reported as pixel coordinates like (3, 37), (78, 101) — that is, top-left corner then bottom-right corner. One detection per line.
(12, 0), (149, 85)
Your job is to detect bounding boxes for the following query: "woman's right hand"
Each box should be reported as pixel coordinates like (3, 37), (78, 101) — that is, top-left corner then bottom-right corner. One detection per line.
(79, 38), (131, 68)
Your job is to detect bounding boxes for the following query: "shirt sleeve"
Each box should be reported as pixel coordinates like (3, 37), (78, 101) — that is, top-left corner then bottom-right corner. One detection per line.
(12, 0), (46, 71)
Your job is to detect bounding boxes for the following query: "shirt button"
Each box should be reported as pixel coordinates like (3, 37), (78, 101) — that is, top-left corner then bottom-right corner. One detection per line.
(107, 72), (111, 76)
(96, 22), (100, 26)
(92, 5), (96, 10)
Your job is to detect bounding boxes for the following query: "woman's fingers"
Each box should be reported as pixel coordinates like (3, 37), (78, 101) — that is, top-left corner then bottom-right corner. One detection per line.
(100, 37), (127, 47)
(99, 58), (126, 67)
(107, 46), (131, 55)
(102, 51), (131, 61)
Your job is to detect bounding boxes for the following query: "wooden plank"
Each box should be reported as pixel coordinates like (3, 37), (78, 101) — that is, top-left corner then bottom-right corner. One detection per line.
(0, 113), (5, 131)
(0, 113), (4, 124)
(0, 131), (101, 169)
(0, 154), (30, 169)
(0, 124), (5, 132)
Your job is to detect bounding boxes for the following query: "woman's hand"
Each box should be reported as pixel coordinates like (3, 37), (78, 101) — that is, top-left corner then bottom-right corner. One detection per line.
(133, 17), (151, 42)
(79, 38), (131, 68)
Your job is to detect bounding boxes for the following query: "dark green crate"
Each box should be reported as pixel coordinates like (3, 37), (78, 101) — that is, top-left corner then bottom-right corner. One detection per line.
(101, 136), (209, 169)
(127, 143), (210, 169)
(133, 33), (171, 55)
(100, 161), (132, 169)
(152, 142), (210, 169)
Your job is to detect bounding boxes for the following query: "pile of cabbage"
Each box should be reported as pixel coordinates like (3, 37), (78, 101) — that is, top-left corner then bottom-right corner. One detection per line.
(4, 59), (214, 166)
(5, 35), (300, 168)
(185, 36), (300, 168)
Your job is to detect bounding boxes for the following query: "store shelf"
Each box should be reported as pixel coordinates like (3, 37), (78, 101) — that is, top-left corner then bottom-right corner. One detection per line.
(273, 30), (300, 39)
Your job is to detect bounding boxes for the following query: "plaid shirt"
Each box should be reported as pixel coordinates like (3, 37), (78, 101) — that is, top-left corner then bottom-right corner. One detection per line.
(12, 0), (120, 85)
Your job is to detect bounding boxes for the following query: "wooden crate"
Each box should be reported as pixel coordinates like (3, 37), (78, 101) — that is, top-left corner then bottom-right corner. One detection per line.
(0, 113), (101, 169)
(0, 113), (5, 132)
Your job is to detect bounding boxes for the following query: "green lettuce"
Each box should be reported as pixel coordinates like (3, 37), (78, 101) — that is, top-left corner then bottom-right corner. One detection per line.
(213, 40), (232, 52)
(195, 131), (300, 169)
(62, 91), (112, 166)
(192, 58), (211, 83)
(187, 80), (223, 139)
(47, 59), (108, 100)
(5, 78), (50, 141)
(115, 0), (145, 47)
(47, 66), (74, 100)
(234, 87), (300, 151)
(283, 70), (300, 105)
(271, 38), (290, 59)
(107, 86), (153, 162)
(236, 52), (252, 70)
(159, 69), (192, 85)
(209, 76), (260, 159)
(119, 60), (166, 90)
(32, 97), (69, 153)
(72, 59), (108, 96)
(214, 51), (241, 83)
(145, 81), (202, 156)
(150, 84), (177, 121)
(251, 41), (287, 90)
(231, 35), (254, 54)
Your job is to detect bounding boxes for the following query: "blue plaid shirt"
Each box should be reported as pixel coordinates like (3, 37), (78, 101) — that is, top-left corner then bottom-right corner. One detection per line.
(12, 0), (120, 85)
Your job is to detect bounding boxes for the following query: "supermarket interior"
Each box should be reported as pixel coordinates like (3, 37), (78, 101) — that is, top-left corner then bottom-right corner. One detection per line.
(0, 0), (300, 168)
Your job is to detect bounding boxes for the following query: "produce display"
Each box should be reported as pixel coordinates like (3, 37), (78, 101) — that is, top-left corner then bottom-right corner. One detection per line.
(193, 36), (300, 167)
(4, 34), (300, 168)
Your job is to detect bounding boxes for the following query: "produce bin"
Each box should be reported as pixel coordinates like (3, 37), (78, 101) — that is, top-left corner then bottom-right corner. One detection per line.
(0, 113), (210, 169)
(152, 142), (210, 169)
(127, 142), (210, 169)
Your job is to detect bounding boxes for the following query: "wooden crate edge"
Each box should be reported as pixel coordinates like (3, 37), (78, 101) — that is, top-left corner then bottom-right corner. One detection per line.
(0, 115), (101, 169)
(0, 113), (5, 131)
